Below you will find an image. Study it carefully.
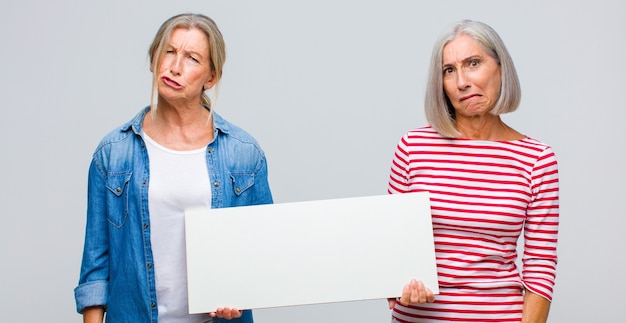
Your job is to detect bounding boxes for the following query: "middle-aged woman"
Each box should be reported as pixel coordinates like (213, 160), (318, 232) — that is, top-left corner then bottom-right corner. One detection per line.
(74, 13), (273, 323)
(387, 20), (559, 322)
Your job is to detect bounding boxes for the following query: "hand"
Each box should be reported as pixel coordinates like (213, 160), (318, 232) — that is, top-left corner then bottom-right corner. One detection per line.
(209, 307), (243, 320)
(389, 279), (435, 308)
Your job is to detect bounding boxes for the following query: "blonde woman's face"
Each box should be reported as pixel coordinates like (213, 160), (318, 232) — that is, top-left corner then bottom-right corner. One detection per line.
(157, 28), (215, 106)
(441, 34), (501, 119)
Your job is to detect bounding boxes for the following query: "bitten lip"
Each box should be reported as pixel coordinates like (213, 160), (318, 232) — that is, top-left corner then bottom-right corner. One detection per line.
(162, 76), (182, 89)
(460, 94), (481, 101)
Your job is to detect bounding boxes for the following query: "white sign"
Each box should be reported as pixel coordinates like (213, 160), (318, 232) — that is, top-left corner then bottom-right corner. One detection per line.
(184, 192), (438, 313)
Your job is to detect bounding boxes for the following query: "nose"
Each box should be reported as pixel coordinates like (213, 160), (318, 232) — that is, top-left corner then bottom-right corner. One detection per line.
(170, 55), (182, 75)
(456, 69), (470, 90)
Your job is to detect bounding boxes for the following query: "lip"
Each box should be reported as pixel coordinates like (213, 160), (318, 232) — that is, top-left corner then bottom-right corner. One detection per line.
(460, 94), (481, 102)
(161, 76), (183, 89)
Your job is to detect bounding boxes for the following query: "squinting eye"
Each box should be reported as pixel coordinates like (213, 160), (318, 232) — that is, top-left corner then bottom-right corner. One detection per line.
(189, 56), (199, 63)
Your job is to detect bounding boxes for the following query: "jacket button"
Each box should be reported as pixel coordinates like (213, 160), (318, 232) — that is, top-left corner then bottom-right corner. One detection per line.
(147, 263), (152, 269)
(214, 182), (219, 187)
(144, 223), (149, 229)
(116, 187), (121, 192)
(151, 302), (156, 308)
(208, 148), (213, 153)
(236, 188), (241, 193)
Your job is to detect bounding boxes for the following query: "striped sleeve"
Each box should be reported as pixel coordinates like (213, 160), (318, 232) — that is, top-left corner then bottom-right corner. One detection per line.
(522, 146), (559, 301)
(388, 133), (412, 194)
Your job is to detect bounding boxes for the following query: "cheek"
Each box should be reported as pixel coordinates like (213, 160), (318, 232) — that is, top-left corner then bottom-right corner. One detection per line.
(486, 68), (502, 97)
(486, 77), (502, 98)
(157, 59), (170, 74)
(442, 79), (456, 101)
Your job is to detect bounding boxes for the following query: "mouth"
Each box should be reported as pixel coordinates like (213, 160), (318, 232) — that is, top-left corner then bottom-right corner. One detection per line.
(460, 94), (481, 102)
(162, 76), (183, 89)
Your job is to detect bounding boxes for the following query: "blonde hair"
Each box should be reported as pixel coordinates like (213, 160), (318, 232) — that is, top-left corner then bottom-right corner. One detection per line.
(148, 13), (226, 112)
(424, 20), (521, 138)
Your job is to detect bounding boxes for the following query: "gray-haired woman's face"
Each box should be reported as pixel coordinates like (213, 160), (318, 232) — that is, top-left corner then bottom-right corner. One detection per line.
(441, 34), (501, 119)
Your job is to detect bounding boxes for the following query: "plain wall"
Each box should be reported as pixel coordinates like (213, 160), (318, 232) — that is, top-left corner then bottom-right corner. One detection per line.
(1, 0), (624, 321)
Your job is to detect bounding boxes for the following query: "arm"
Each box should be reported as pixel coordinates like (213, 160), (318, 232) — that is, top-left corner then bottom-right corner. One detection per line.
(521, 147), (559, 321)
(252, 155), (273, 205)
(83, 306), (105, 323)
(74, 159), (110, 313)
(521, 289), (551, 323)
(388, 136), (435, 310)
(387, 134), (412, 195)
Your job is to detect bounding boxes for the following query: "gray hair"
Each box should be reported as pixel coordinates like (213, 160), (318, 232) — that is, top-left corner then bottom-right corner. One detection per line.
(424, 20), (521, 138)
(148, 13), (226, 112)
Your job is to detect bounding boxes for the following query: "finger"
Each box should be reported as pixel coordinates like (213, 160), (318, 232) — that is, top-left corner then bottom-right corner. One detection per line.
(399, 284), (411, 306)
(231, 308), (243, 318)
(409, 280), (422, 304)
(387, 298), (397, 309)
(209, 308), (222, 318)
(416, 280), (427, 303)
(222, 307), (233, 320)
(426, 288), (435, 303)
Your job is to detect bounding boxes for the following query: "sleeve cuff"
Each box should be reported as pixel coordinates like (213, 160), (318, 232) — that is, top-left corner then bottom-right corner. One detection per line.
(74, 280), (108, 313)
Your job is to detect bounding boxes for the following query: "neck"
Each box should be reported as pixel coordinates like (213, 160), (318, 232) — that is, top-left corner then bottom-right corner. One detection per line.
(143, 100), (213, 150)
(455, 114), (519, 141)
(153, 99), (210, 128)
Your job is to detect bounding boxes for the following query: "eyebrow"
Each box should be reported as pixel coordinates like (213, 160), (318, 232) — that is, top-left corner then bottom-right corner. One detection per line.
(442, 54), (483, 68)
(166, 44), (206, 60)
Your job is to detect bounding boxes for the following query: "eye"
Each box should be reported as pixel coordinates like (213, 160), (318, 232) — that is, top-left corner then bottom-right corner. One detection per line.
(443, 67), (454, 74)
(469, 59), (480, 67)
(189, 55), (199, 63)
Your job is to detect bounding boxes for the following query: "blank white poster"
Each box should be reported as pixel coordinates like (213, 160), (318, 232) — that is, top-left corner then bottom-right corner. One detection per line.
(184, 192), (438, 313)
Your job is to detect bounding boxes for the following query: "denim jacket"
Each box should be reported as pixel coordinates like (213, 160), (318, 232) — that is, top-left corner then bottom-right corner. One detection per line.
(74, 107), (273, 322)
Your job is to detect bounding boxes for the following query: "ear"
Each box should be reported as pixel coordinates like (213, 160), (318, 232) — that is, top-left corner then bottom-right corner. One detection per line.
(203, 70), (217, 91)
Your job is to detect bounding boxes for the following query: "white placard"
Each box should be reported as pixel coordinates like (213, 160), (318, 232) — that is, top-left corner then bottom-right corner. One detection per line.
(184, 192), (437, 313)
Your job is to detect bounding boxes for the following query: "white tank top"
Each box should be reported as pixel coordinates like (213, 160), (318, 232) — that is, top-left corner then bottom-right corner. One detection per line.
(143, 131), (213, 322)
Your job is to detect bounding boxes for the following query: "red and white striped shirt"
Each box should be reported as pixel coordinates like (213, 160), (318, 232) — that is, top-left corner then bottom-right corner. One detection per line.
(388, 127), (559, 323)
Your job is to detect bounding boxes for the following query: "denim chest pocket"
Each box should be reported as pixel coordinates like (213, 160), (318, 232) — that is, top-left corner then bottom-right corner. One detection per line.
(230, 172), (255, 196)
(105, 171), (132, 228)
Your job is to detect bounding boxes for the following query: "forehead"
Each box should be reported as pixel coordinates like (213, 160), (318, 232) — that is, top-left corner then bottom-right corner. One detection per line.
(168, 27), (209, 52)
(442, 34), (488, 61)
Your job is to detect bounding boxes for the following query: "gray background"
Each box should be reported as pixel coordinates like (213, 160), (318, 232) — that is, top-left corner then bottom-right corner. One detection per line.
(1, 0), (624, 322)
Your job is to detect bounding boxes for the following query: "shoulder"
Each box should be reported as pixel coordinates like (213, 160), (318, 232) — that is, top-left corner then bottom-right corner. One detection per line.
(213, 112), (258, 142)
(212, 112), (266, 156)
(518, 137), (552, 149)
(92, 107), (147, 154)
(404, 126), (441, 137)
(515, 137), (557, 159)
(397, 126), (446, 145)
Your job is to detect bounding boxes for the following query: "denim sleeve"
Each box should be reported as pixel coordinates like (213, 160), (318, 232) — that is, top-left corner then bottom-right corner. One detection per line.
(74, 158), (110, 313)
(252, 155), (273, 206)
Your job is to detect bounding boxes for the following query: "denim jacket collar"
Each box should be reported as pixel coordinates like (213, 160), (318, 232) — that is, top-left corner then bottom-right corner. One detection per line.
(121, 106), (232, 138)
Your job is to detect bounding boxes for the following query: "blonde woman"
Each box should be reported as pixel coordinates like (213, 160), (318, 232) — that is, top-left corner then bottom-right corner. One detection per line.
(75, 13), (272, 323)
